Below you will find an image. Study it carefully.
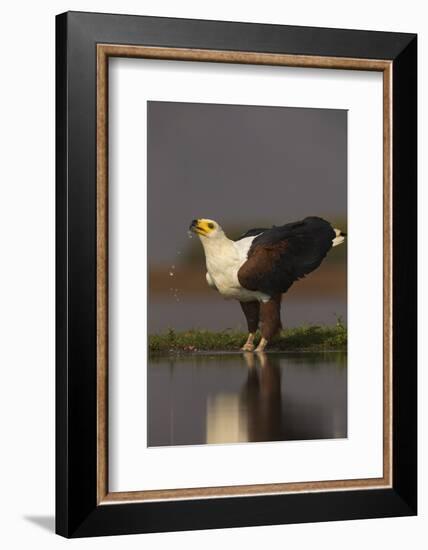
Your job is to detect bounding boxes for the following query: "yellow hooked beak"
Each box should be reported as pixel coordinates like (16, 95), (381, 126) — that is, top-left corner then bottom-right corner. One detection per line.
(189, 219), (215, 236)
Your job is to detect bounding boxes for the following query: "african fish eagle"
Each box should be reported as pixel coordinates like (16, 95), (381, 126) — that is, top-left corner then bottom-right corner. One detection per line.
(189, 217), (346, 352)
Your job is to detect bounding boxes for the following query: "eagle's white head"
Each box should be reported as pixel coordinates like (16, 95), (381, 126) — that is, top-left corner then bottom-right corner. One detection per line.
(189, 218), (225, 240)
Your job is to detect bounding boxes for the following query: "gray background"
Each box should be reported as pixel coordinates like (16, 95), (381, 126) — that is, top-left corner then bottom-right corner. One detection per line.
(147, 101), (347, 332)
(148, 101), (347, 262)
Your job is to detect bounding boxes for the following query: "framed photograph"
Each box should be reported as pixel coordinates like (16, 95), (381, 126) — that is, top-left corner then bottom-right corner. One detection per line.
(56, 11), (417, 537)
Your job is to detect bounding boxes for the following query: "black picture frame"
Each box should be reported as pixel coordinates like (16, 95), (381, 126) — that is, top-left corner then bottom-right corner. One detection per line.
(56, 11), (417, 538)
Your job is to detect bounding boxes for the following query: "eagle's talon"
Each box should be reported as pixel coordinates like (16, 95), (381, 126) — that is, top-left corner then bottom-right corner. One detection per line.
(241, 343), (255, 352)
(254, 337), (268, 353)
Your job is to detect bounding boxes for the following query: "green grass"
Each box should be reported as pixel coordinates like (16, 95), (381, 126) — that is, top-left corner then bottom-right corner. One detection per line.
(149, 322), (347, 354)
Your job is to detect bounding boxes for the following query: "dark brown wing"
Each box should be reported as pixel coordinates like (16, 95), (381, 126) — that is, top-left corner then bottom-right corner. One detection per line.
(237, 217), (335, 295)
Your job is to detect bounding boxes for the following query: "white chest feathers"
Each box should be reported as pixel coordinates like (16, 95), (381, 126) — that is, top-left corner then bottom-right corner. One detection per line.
(200, 234), (269, 302)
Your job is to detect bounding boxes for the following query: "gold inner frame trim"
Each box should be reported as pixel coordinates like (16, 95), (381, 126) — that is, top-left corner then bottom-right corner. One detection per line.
(96, 44), (393, 505)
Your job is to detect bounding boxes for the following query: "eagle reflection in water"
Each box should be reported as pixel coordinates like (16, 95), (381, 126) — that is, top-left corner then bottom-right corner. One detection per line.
(205, 353), (281, 444)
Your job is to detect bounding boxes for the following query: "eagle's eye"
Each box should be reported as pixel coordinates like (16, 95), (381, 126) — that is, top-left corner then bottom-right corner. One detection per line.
(208, 222), (215, 229)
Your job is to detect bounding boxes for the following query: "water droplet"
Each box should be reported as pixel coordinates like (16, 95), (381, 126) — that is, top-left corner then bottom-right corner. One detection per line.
(169, 272), (174, 277)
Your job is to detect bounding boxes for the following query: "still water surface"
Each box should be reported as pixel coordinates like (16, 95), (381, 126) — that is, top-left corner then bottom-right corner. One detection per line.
(148, 352), (347, 447)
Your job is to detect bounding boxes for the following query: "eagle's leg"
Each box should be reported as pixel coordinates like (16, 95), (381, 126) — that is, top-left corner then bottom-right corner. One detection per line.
(239, 301), (260, 351)
(256, 295), (282, 352)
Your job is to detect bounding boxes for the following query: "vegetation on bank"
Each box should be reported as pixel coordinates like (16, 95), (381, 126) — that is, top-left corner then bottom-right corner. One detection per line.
(149, 321), (347, 354)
